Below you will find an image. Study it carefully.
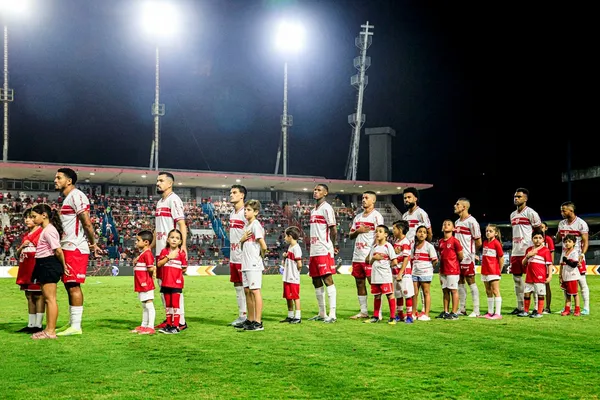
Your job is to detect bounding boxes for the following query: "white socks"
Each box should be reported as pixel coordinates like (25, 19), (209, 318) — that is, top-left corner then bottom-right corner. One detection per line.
(70, 306), (83, 331)
(294, 310), (301, 319)
(487, 298), (494, 315)
(326, 285), (337, 319)
(146, 302), (156, 328)
(315, 286), (326, 317)
(579, 276), (590, 310)
(458, 284), (467, 312)
(179, 293), (186, 325)
(142, 304), (149, 327)
(35, 312), (44, 328)
(494, 297), (502, 315)
(514, 276), (524, 310)
(470, 283), (480, 314)
(235, 286), (247, 317)
(358, 295), (368, 314)
(28, 314), (36, 328)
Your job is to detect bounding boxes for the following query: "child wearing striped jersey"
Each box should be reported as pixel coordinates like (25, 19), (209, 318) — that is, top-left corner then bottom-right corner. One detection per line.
(131, 230), (156, 334)
(280, 226), (303, 324)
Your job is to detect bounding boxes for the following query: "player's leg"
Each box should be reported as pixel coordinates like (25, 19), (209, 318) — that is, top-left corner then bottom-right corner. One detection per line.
(40, 283), (58, 336)
(323, 272), (337, 322)
(351, 263), (369, 318)
(393, 276), (403, 320)
(483, 280), (493, 317)
(412, 278), (420, 318)
(510, 256), (524, 314)
(230, 263), (247, 325)
(457, 273), (467, 315)
(465, 270), (480, 317)
(578, 274), (590, 315)
(385, 291), (396, 323)
(282, 297), (294, 322)
(421, 281), (431, 318)
(450, 289), (459, 316)
(441, 288), (450, 316)
(18, 291), (36, 332)
(545, 279), (552, 314)
(402, 276), (415, 323)
(293, 297), (301, 322)
(573, 292), (581, 316)
(521, 283), (532, 316)
(366, 291), (382, 323)
(33, 290), (45, 329)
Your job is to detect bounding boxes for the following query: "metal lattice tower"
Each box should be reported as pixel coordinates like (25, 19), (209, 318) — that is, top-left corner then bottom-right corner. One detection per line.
(149, 46), (165, 171)
(274, 62), (293, 176)
(1, 26), (15, 163)
(345, 22), (373, 181)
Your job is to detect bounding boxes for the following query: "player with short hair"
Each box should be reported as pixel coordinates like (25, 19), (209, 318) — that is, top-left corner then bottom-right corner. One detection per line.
(392, 220), (414, 323)
(437, 219), (463, 320)
(152, 172), (188, 331)
(454, 198), (482, 317)
(307, 184), (338, 323)
(540, 221), (555, 314)
(229, 185), (248, 327)
(131, 230), (156, 334)
(349, 191), (384, 319)
(509, 188), (541, 315)
(364, 225), (398, 325)
(54, 168), (100, 336)
(556, 201), (590, 315)
(521, 229), (552, 318)
(280, 226), (303, 324)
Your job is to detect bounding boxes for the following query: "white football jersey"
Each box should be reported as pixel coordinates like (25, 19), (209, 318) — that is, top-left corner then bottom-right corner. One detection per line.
(282, 243), (302, 284)
(402, 207), (431, 243)
(241, 220), (265, 271)
(369, 242), (397, 284)
(561, 248), (581, 282)
(454, 215), (481, 265)
(557, 217), (589, 257)
(155, 192), (185, 256)
(411, 241), (438, 277)
(309, 201), (336, 257)
(60, 188), (90, 254)
(229, 206), (247, 264)
(350, 209), (384, 262)
(510, 207), (541, 256)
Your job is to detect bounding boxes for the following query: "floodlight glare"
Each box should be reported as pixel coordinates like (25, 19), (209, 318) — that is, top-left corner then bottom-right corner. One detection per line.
(141, 0), (179, 39)
(275, 21), (305, 53)
(0, 0), (30, 15)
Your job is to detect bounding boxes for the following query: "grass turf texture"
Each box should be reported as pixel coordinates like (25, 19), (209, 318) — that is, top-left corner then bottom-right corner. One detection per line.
(0, 275), (598, 400)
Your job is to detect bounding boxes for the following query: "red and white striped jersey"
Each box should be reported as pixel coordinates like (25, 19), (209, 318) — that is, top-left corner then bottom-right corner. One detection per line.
(481, 239), (503, 276)
(524, 246), (552, 284)
(309, 201), (336, 257)
(411, 241), (438, 277)
(282, 243), (302, 284)
(350, 209), (384, 262)
(402, 207), (431, 244)
(134, 249), (155, 292)
(561, 248), (581, 282)
(557, 217), (589, 256)
(229, 206), (247, 264)
(60, 188), (91, 254)
(158, 248), (187, 289)
(510, 207), (541, 256)
(155, 192), (185, 256)
(369, 242), (397, 284)
(393, 237), (412, 275)
(454, 215), (481, 265)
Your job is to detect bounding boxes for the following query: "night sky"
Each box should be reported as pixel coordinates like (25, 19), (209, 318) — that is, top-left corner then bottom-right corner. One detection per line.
(4, 0), (596, 227)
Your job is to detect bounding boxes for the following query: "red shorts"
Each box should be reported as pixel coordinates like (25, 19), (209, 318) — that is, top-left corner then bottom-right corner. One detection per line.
(579, 259), (587, 275)
(62, 249), (90, 284)
(510, 256), (525, 275)
(309, 255), (335, 277)
(460, 262), (475, 277)
(20, 283), (41, 291)
(351, 262), (372, 279)
(561, 280), (578, 296)
(229, 262), (243, 283)
(283, 282), (300, 300)
(371, 283), (394, 296)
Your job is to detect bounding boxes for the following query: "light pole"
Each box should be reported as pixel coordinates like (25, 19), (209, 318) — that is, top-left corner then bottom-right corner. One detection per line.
(274, 21), (304, 177)
(0, 0), (29, 163)
(141, 1), (177, 171)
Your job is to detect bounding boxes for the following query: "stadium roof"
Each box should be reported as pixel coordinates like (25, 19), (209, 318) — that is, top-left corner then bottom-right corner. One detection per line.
(1, 161), (433, 195)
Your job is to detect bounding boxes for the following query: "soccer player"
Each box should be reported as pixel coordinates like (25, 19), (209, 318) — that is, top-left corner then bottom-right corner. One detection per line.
(555, 201), (590, 315)
(157, 229), (188, 334)
(509, 188), (541, 315)
(54, 168), (100, 336)
(402, 187), (432, 243)
(280, 226), (302, 324)
(541, 221), (555, 314)
(481, 224), (504, 319)
(411, 225), (438, 321)
(559, 235), (581, 316)
(229, 185), (248, 327)
(349, 191), (384, 319)
(131, 230), (156, 335)
(307, 184), (338, 323)
(521, 229), (552, 318)
(392, 220), (414, 323)
(454, 198), (482, 317)
(364, 225), (398, 325)
(15, 209), (45, 333)
(437, 220), (463, 320)
(152, 172), (188, 331)
(239, 200), (267, 331)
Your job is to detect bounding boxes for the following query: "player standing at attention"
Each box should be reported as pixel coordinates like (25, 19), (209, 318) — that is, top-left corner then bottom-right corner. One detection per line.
(541, 222), (555, 314)
(559, 235), (581, 317)
(280, 226), (303, 324)
(509, 188), (542, 315)
(152, 172), (188, 331)
(229, 185), (248, 327)
(556, 202), (590, 315)
(454, 198), (482, 317)
(157, 229), (187, 334)
(54, 168), (101, 337)
(349, 191), (384, 319)
(239, 200), (267, 331)
(364, 225), (398, 325)
(402, 187), (432, 243)
(480, 224), (504, 319)
(411, 225), (438, 321)
(131, 230), (156, 335)
(521, 229), (552, 318)
(436, 220), (463, 320)
(392, 220), (414, 323)
(15, 209), (45, 333)
(308, 184), (338, 323)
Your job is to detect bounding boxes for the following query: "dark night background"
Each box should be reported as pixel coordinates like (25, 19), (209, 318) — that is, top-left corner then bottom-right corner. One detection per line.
(4, 0), (596, 227)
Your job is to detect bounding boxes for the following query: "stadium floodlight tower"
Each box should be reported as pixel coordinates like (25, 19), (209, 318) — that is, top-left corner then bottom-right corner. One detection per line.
(1, 0), (29, 163)
(273, 21), (304, 177)
(141, 0), (178, 171)
(345, 21), (373, 181)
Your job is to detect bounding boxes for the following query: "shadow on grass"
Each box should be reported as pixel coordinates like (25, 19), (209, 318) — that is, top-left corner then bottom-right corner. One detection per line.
(95, 318), (137, 329)
(183, 316), (240, 327)
(0, 322), (29, 333)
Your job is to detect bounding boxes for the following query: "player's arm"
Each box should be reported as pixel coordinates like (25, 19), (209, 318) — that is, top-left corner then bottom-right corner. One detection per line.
(54, 247), (69, 275)
(258, 238), (267, 259)
(295, 259), (302, 272)
(329, 225), (338, 252)
(78, 211), (100, 254)
(177, 219), (188, 254)
(151, 231), (156, 250)
(545, 262), (552, 283)
(457, 249), (464, 263)
(580, 232), (589, 261)
(474, 237), (483, 253)
(397, 255), (409, 278)
(157, 252), (170, 268)
(426, 227), (433, 242)
(431, 257), (439, 268)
